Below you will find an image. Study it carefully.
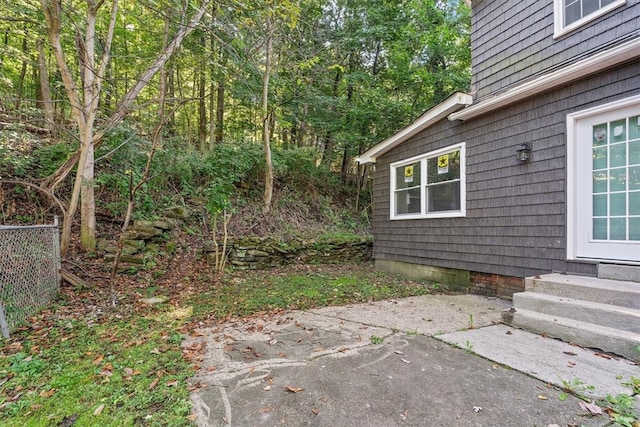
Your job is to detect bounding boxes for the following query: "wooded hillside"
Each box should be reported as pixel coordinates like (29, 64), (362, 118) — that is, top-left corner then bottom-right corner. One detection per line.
(0, 0), (471, 251)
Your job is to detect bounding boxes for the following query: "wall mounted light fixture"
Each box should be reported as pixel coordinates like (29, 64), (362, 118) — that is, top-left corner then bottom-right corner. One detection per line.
(516, 143), (532, 162)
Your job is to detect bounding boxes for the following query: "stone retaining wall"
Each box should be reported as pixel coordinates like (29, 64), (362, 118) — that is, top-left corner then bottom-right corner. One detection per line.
(203, 236), (373, 269)
(98, 207), (373, 271)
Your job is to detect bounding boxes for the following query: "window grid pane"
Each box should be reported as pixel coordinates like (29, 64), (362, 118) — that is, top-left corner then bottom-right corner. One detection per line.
(564, 0), (619, 26)
(391, 145), (464, 218)
(591, 116), (639, 241)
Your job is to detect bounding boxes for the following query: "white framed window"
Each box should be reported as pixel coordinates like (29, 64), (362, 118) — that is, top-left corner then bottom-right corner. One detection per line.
(390, 143), (466, 219)
(554, 0), (625, 38)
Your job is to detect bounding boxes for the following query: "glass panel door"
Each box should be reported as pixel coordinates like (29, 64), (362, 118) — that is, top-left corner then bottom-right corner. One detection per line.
(573, 99), (640, 263)
(591, 116), (640, 243)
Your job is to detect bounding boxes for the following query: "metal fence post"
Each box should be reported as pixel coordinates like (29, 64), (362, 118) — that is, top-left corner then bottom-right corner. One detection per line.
(0, 302), (9, 339)
(53, 216), (61, 288)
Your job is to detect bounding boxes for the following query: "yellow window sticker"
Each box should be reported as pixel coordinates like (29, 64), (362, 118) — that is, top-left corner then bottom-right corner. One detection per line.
(404, 165), (414, 183)
(438, 155), (449, 174)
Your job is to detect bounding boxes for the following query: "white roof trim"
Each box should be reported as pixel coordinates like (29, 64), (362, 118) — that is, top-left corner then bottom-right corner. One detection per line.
(448, 36), (640, 121)
(356, 92), (472, 165)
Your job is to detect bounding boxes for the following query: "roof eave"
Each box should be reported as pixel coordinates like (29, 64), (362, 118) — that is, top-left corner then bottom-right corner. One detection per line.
(448, 36), (640, 121)
(356, 92), (473, 165)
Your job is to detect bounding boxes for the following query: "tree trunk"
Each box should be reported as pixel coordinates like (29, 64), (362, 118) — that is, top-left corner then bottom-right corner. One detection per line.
(198, 33), (207, 151)
(36, 38), (55, 134)
(215, 81), (224, 144)
(158, 16), (170, 144)
(340, 146), (349, 183)
(15, 28), (28, 110)
(321, 133), (334, 169)
(80, 140), (96, 250)
(321, 69), (341, 168)
(262, 17), (274, 214)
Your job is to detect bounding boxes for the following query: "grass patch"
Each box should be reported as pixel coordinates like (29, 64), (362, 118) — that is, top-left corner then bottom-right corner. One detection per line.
(1, 263), (436, 426)
(188, 267), (433, 320)
(1, 309), (193, 426)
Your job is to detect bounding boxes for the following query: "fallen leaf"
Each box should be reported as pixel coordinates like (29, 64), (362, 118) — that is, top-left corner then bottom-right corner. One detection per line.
(311, 407), (319, 415)
(39, 389), (56, 398)
(563, 351), (577, 356)
(400, 358), (411, 364)
(394, 350), (405, 355)
(537, 395), (548, 400)
(150, 348), (161, 355)
(338, 347), (347, 353)
(148, 378), (159, 390)
(92, 355), (104, 366)
(578, 401), (603, 415)
(93, 404), (105, 416)
(167, 380), (179, 387)
(206, 365), (218, 372)
(286, 386), (304, 393)
(123, 367), (134, 377)
(594, 353), (613, 360)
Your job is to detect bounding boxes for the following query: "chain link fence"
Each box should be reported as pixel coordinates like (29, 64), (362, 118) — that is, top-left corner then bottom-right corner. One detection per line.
(0, 219), (61, 338)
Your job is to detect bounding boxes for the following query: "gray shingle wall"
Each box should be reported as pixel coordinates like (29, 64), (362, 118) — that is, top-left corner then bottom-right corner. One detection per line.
(471, 0), (640, 98)
(372, 61), (640, 278)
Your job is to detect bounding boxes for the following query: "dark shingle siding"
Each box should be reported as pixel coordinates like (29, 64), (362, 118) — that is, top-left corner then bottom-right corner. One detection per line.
(371, 61), (640, 278)
(472, 0), (639, 98)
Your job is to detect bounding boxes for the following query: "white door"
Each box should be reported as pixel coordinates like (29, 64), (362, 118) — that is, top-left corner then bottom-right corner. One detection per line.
(569, 97), (640, 263)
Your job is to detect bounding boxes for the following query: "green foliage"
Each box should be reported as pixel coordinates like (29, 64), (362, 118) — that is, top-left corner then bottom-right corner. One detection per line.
(601, 393), (639, 427)
(30, 141), (77, 178)
(621, 376), (640, 394)
(0, 129), (42, 177)
(558, 377), (595, 402)
(7, 352), (45, 379)
(369, 335), (384, 345)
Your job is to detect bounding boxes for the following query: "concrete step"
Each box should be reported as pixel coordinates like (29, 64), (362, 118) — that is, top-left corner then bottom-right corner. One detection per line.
(502, 308), (640, 361)
(598, 264), (640, 283)
(526, 274), (640, 309)
(513, 292), (640, 333)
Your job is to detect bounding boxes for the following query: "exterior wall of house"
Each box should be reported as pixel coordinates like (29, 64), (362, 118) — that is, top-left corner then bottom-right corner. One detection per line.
(372, 60), (640, 280)
(471, 0), (640, 99)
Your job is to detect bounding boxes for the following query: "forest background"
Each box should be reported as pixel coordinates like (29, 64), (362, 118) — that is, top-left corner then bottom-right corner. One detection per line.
(1, 0), (470, 251)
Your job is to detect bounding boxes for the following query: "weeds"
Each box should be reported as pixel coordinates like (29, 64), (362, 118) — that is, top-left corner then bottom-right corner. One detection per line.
(463, 340), (474, 353)
(600, 393), (639, 427)
(558, 377), (595, 402)
(370, 335), (384, 345)
(621, 376), (640, 394)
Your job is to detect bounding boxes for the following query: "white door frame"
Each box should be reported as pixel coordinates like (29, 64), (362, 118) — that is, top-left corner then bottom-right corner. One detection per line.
(567, 93), (640, 263)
